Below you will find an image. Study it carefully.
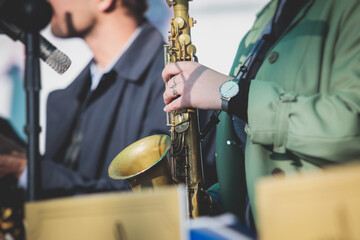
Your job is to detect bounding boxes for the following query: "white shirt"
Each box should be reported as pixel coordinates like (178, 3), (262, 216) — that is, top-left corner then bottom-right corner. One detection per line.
(89, 26), (143, 90)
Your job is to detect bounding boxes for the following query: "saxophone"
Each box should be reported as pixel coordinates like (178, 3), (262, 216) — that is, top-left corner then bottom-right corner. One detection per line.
(164, 0), (208, 218)
(108, 0), (211, 219)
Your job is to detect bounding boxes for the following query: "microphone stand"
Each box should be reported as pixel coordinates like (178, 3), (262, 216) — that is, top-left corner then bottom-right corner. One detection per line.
(24, 31), (42, 202)
(0, 0), (53, 202)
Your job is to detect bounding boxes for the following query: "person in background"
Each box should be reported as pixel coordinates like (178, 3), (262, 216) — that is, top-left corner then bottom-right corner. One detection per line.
(0, 0), (217, 199)
(162, 0), (360, 235)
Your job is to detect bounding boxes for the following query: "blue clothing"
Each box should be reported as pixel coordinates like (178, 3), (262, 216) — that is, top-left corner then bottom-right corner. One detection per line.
(40, 21), (217, 198)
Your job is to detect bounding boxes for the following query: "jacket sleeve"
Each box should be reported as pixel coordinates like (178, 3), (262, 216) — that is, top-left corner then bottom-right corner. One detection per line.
(40, 160), (130, 198)
(245, 2), (360, 163)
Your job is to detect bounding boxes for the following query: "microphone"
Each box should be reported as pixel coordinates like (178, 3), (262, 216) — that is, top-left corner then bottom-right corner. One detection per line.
(0, 19), (71, 75)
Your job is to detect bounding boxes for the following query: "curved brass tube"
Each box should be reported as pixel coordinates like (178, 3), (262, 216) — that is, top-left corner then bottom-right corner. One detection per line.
(108, 134), (173, 190)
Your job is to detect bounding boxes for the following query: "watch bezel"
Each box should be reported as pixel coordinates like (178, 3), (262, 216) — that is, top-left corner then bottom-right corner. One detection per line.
(219, 79), (239, 99)
(219, 79), (240, 112)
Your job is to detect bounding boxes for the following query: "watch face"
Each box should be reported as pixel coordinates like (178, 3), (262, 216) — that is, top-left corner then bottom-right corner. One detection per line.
(220, 80), (239, 98)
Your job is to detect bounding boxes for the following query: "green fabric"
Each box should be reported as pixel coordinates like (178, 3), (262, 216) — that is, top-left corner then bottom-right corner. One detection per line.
(216, 0), (360, 226)
(215, 112), (246, 219)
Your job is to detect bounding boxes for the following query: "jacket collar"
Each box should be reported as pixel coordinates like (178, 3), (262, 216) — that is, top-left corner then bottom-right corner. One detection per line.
(283, 0), (315, 33)
(110, 20), (165, 82)
(66, 19), (164, 100)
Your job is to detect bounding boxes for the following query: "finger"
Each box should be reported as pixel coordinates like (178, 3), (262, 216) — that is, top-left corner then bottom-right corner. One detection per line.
(162, 62), (191, 83)
(162, 63), (181, 83)
(164, 96), (184, 112)
(163, 83), (181, 105)
(11, 150), (25, 157)
(163, 89), (172, 105)
(163, 88), (173, 105)
(164, 77), (183, 104)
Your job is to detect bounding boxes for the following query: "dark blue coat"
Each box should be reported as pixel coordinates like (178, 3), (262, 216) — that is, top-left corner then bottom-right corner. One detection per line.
(41, 21), (217, 198)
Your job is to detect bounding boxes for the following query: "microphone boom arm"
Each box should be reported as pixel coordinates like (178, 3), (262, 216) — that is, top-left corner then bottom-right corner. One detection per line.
(0, 19), (71, 74)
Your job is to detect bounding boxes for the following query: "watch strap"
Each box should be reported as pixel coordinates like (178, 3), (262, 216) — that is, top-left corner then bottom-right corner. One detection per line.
(221, 97), (229, 112)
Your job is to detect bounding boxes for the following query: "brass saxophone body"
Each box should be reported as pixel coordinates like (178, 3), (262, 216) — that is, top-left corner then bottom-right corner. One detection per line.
(165, 0), (206, 218)
(108, 0), (210, 219)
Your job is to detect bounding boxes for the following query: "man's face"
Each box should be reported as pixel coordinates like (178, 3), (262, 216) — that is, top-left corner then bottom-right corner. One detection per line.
(47, 0), (96, 38)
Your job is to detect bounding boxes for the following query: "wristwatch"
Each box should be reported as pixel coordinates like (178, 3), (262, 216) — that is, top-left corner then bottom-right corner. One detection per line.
(219, 79), (239, 112)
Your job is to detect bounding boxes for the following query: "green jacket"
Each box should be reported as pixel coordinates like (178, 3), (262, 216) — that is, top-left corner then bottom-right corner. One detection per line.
(216, 0), (360, 224)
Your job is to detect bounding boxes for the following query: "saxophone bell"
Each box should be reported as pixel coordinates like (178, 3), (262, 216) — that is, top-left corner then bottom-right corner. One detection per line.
(108, 135), (173, 190)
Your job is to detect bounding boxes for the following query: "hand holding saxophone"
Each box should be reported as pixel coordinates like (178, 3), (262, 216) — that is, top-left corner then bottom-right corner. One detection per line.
(162, 61), (232, 112)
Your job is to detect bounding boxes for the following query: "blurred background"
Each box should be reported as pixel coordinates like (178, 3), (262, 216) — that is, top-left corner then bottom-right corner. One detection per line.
(0, 0), (268, 153)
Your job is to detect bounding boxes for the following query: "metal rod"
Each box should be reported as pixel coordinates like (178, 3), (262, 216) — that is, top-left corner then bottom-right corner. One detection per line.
(24, 31), (42, 202)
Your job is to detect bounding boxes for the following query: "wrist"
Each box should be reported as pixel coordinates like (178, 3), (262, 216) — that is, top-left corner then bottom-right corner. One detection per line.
(228, 79), (251, 122)
(219, 78), (240, 112)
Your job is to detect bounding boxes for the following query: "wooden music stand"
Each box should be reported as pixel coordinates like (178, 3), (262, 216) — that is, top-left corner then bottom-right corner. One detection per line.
(25, 185), (187, 240)
(256, 162), (360, 240)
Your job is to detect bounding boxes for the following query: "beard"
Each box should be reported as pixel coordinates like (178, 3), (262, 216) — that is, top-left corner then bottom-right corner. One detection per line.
(50, 13), (79, 38)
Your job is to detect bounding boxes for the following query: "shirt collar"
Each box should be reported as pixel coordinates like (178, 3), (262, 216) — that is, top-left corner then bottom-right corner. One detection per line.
(89, 26), (143, 90)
